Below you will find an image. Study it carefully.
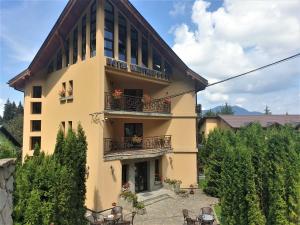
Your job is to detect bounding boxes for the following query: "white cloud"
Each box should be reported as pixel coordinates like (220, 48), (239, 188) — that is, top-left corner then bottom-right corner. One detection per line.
(169, 1), (186, 16)
(171, 0), (300, 114)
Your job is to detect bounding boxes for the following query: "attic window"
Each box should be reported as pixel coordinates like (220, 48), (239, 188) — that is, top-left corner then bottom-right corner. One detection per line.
(90, 1), (96, 57)
(56, 50), (62, 70)
(142, 38), (148, 67)
(65, 38), (70, 66)
(82, 15), (87, 60)
(118, 14), (127, 61)
(131, 27), (138, 64)
(73, 27), (78, 64)
(152, 50), (162, 71)
(104, 1), (114, 58)
(32, 86), (42, 98)
(47, 61), (54, 74)
(164, 61), (172, 78)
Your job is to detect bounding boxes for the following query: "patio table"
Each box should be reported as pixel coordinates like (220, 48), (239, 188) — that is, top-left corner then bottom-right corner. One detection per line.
(198, 214), (214, 224)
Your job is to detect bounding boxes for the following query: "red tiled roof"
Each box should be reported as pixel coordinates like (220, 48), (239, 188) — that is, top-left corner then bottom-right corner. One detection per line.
(218, 115), (300, 128)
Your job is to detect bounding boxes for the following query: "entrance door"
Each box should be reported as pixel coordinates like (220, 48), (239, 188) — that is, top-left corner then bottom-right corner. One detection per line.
(124, 89), (143, 111)
(135, 162), (148, 192)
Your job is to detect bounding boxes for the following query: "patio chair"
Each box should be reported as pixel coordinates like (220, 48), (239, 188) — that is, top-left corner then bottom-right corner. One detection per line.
(85, 208), (105, 224)
(117, 211), (136, 225)
(182, 209), (198, 225)
(199, 207), (214, 225)
(111, 206), (123, 220)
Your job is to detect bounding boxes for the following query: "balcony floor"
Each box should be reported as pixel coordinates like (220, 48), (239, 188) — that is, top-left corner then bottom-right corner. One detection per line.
(104, 148), (172, 161)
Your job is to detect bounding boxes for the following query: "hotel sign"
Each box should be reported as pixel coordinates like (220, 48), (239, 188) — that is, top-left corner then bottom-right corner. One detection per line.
(106, 57), (128, 70)
(106, 57), (167, 80)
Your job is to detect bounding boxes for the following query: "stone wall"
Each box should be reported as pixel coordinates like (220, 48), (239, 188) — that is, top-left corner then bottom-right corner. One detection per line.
(0, 158), (16, 225)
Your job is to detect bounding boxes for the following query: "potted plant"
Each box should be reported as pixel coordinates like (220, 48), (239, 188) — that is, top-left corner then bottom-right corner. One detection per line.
(132, 135), (143, 144)
(142, 94), (152, 104)
(112, 89), (123, 99)
(135, 202), (146, 215)
(58, 89), (66, 98)
(163, 97), (171, 104)
(189, 184), (195, 194)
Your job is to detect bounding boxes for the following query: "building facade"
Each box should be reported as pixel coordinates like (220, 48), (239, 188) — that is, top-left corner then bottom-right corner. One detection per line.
(9, 0), (207, 210)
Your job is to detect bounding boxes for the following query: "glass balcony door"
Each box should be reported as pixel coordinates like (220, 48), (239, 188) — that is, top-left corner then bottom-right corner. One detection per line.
(123, 89), (143, 112)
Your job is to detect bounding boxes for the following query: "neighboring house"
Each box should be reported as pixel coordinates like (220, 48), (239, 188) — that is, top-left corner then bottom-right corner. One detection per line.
(199, 115), (300, 137)
(0, 125), (21, 148)
(8, 0), (208, 210)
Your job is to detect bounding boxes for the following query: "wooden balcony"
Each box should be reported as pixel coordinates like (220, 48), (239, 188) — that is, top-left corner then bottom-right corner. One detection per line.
(103, 135), (172, 161)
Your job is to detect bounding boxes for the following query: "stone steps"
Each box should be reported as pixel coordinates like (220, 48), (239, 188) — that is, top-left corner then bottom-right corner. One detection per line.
(141, 193), (173, 206)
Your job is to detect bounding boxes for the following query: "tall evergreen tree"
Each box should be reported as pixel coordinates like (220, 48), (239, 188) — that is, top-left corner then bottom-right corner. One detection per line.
(53, 128), (65, 164)
(204, 129), (229, 197)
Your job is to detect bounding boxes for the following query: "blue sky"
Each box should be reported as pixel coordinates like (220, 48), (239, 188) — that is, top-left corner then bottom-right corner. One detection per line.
(1, 0), (299, 115)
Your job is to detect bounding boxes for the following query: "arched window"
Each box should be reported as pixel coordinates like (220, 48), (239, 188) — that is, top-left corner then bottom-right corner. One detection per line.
(118, 14), (127, 61)
(104, 1), (114, 57)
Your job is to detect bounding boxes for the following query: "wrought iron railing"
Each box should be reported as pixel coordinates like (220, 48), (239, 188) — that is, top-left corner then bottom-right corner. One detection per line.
(104, 135), (172, 153)
(104, 93), (171, 113)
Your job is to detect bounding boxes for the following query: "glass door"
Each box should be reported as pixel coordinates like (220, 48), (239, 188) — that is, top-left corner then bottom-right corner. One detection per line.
(135, 161), (148, 192)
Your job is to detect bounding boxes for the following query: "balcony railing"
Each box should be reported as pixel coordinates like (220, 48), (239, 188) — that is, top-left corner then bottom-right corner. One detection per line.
(104, 135), (172, 153)
(104, 93), (171, 114)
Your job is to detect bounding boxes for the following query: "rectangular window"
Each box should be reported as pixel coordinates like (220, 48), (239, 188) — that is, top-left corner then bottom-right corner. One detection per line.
(104, 1), (114, 57)
(68, 80), (73, 96)
(142, 38), (148, 67)
(47, 61), (54, 74)
(73, 27), (78, 64)
(131, 27), (138, 64)
(31, 102), (42, 114)
(30, 136), (41, 150)
(56, 50), (62, 70)
(152, 49), (162, 71)
(65, 38), (70, 66)
(90, 1), (96, 57)
(81, 15), (87, 60)
(68, 121), (72, 130)
(118, 14), (127, 61)
(31, 120), (41, 132)
(32, 86), (42, 98)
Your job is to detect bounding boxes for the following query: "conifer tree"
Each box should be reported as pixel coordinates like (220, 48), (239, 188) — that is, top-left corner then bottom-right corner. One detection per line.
(53, 128), (65, 164)
(204, 129), (229, 197)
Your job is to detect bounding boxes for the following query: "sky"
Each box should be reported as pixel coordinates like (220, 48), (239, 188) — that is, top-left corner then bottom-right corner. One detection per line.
(0, 0), (299, 115)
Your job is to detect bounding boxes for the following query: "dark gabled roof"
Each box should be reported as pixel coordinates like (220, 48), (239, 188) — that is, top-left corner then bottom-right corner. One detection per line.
(8, 0), (208, 92)
(218, 115), (300, 128)
(0, 125), (22, 148)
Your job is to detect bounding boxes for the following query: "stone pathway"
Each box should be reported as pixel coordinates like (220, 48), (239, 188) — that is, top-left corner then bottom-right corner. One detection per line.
(134, 189), (219, 225)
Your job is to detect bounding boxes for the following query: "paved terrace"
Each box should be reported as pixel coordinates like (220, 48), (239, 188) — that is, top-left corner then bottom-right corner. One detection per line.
(134, 189), (219, 225)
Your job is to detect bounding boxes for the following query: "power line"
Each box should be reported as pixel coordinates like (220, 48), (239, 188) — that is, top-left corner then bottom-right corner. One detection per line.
(207, 53), (300, 87)
(166, 52), (300, 99)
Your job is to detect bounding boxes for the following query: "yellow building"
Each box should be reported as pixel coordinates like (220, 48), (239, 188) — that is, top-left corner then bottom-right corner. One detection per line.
(8, 0), (207, 210)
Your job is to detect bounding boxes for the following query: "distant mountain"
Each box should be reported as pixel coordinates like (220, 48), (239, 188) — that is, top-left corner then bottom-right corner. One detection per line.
(203, 105), (263, 115)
